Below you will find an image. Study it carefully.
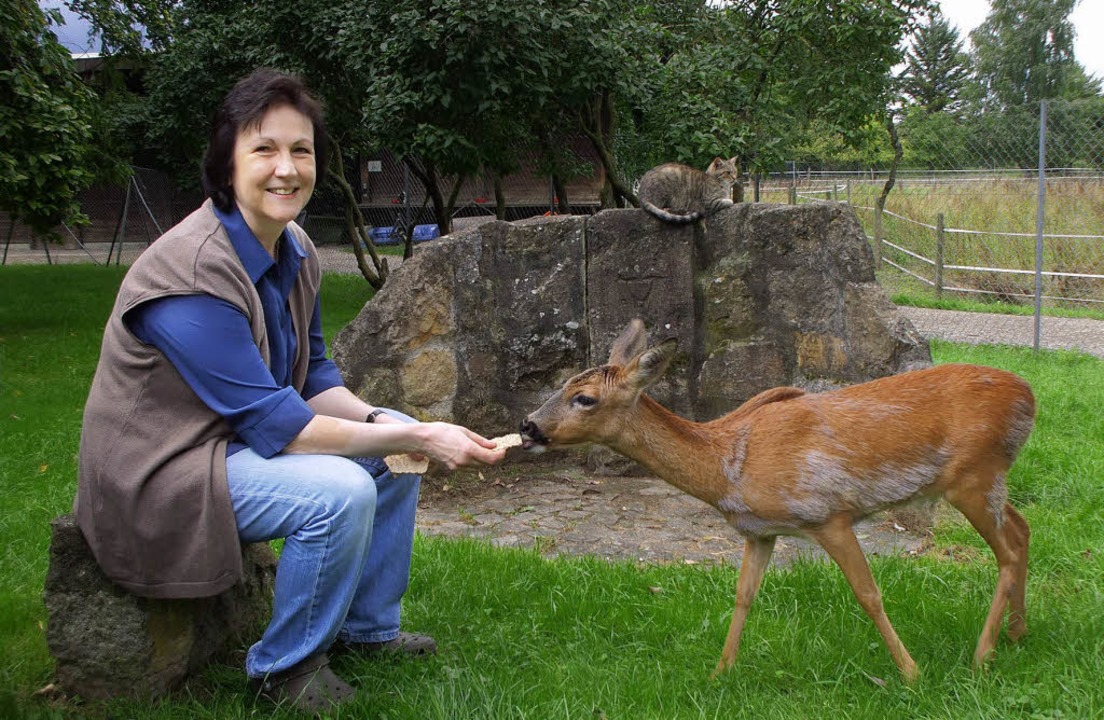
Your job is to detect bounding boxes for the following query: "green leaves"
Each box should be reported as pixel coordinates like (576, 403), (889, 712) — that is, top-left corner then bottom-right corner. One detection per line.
(636, 0), (933, 174)
(0, 0), (98, 236)
(970, 0), (1098, 108)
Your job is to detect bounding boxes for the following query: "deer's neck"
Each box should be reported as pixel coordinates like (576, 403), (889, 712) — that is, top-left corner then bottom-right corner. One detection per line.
(608, 395), (733, 506)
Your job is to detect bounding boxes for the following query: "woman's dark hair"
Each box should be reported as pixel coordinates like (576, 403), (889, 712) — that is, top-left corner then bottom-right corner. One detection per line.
(201, 68), (330, 212)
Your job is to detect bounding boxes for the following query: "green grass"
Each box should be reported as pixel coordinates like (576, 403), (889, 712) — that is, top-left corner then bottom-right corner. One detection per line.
(763, 178), (1104, 313)
(1, 266), (1103, 718)
(887, 289), (1104, 321)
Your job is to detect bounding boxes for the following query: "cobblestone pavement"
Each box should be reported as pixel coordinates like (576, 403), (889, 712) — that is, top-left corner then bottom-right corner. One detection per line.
(416, 460), (931, 568)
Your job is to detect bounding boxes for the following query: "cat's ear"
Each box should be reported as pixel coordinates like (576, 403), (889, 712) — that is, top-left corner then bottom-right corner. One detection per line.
(708, 157), (724, 171)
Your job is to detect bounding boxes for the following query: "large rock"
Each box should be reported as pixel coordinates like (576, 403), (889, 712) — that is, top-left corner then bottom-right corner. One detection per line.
(44, 514), (276, 700)
(333, 202), (930, 432)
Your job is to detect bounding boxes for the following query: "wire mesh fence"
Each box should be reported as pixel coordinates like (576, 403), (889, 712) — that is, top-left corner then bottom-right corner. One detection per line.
(758, 98), (1104, 350)
(1, 167), (201, 266)
(298, 142), (604, 247)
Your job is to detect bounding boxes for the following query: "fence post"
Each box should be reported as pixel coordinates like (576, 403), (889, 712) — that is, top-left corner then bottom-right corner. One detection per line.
(110, 177), (133, 265)
(788, 186), (797, 205)
(935, 213), (944, 299)
(1033, 100), (1047, 351)
(846, 179), (851, 205)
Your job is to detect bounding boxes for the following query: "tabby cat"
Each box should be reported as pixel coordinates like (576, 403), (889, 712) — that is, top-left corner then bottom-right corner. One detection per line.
(637, 157), (738, 224)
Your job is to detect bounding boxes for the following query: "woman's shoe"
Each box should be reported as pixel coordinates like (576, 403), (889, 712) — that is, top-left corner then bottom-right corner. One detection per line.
(249, 652), (356, 714)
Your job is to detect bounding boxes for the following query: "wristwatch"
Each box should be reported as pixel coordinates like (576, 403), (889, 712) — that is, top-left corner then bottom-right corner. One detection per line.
(365, 409), (386, 423)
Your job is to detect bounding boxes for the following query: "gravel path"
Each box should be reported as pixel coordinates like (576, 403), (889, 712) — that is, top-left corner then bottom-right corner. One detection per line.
(898, 306), (1104, 359)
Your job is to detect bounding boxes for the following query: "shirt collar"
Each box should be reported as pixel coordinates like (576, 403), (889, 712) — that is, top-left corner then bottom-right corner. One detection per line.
(213, 203), (307, 284)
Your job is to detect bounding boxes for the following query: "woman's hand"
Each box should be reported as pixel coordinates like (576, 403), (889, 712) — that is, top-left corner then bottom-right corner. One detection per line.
(416, 423), (505, 470)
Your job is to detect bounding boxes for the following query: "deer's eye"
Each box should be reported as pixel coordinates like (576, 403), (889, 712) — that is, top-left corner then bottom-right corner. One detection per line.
(572, 394), (598, 408)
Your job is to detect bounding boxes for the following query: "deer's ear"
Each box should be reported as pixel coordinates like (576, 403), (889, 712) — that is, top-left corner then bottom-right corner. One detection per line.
(608, 319), (648, 366)
(624, 338), (677, 390)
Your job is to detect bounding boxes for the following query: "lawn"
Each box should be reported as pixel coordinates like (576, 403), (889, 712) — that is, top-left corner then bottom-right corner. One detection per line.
(1, 265), (1102, 719)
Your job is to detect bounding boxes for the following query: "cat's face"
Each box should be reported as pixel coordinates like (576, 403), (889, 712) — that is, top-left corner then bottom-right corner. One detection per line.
(706, 157), (739, 181)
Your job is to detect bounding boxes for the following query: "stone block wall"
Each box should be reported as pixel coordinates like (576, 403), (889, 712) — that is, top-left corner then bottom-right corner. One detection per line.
(333, 202), (931, 433)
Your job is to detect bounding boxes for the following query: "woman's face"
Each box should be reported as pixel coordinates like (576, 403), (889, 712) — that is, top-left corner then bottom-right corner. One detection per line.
(231, 104), (317, 245)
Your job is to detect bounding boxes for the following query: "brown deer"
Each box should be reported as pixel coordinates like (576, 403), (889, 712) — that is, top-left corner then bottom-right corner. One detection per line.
(519, 319), (1035, 682)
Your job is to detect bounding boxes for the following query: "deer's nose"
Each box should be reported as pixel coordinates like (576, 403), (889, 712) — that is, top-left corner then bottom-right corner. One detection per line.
(519, 418), (548, 446)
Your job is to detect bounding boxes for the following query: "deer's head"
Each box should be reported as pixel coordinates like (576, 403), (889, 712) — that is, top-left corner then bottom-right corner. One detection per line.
(519, 319), (677, 451)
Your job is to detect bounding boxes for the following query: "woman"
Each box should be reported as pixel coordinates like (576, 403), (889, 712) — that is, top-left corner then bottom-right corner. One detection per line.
(76, 68), (504, 713)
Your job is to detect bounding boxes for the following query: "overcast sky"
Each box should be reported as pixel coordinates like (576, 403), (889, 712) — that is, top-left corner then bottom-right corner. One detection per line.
(45, 0), (1104, 80)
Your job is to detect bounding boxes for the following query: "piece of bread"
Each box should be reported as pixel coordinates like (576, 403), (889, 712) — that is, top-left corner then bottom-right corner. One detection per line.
(384, 454), (430, 474)
(491, 433), (523, 450)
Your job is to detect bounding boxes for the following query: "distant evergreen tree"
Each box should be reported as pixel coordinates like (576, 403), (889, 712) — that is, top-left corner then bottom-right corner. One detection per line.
(900, 12), (970, 114)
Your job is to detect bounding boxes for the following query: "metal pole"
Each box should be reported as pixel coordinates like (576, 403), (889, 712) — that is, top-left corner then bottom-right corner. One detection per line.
(1034, 101), (1047, 351)
(111, 177), (133, 265)
(935, 213), (944, 299)
(130, 174), (164, 238)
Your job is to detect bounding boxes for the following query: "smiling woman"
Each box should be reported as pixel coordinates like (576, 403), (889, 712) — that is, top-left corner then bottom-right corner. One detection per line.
(73, 67), (506, 715)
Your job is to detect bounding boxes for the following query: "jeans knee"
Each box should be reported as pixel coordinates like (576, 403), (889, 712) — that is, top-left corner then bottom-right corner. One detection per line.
(346, 475), (377, 519)
(317, 459), (377, 525)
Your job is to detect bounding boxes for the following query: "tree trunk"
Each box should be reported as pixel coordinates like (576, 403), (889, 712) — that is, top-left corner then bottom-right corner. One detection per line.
(580, 91), (638, 208)
(877, 113), (903, 213)
(407, 158), (451, 235)
(445, 173), (468, 230)
(493, 173), (506, 220)
(329, 147), (386, 289)
(552, 174), (570, 213)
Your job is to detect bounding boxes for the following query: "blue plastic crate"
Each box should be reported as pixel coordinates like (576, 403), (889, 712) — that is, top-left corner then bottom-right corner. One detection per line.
(366, 224), (440, 246)
(412, 224), (440, 242)
(367, 226), (400, 245)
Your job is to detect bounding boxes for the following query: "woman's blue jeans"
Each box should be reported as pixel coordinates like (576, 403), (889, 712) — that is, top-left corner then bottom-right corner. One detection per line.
(226, 410), (422, 678)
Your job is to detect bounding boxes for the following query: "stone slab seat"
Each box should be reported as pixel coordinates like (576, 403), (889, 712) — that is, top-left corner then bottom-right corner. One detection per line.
(43, 513), (276, 701)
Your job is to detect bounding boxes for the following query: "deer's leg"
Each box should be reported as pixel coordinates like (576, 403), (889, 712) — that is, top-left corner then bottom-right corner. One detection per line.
(711, 535), (776, 680)
(1002, 504), (1030, 641)
(811, 517), (919, 683)
(945, 487), (1025, 667)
